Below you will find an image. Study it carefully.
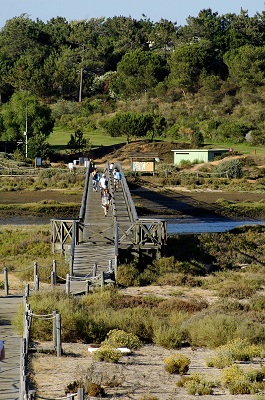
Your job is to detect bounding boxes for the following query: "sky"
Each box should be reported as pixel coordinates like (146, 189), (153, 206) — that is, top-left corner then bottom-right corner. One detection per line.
(1, 0), (265, 28)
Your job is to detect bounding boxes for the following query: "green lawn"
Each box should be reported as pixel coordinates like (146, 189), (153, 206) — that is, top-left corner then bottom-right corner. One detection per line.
(48, 127), (126, 151)
(48, 127), (265, 157)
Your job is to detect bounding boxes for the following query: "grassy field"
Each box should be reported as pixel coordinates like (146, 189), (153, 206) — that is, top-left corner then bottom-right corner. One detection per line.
(48, 127), (265, 157)
(48, 127), (126, 152)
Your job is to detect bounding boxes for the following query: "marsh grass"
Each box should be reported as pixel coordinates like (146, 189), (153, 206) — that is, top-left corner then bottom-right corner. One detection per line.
(0, 225), (68, 282)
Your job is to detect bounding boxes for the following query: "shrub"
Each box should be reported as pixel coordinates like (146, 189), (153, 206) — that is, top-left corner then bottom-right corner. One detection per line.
(154, 324), (184, 349)
(102, 329), (142, 350)
(215, 159), (242, 178)
(116, 263), (139, 286)
(93, 345), (123, 363)
(218, 279), (260, 299)
(87, 382), (105, 397)
(158, 298), (208, 314)
(250, 295), (265, 312)
(156, 272), (203, 287)
(178, 373), (215, 395)
(221, 365), (263, 395)
(206, 338), (262, 368)
(164, 354), (190, 374)
(186, 313), (238, 348)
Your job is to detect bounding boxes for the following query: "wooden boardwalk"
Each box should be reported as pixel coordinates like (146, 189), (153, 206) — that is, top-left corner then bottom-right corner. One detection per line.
(51, 161), (167, 287)
(0, 296), (23, 400)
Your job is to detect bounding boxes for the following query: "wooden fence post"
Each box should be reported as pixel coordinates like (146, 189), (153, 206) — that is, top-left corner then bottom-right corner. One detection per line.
(33, 262), (38, 281)
(66, 274), (70, 295)
(56, 313), (62, 357)
(4, 267), (8, 296)
(101, 272), (105, 288)
(20, 338), (27, 400)
(51, 270), (56, 287)
(108, 259), (113, 272)
(34, 275), (39, 291)
(78, 387), (84, 400)
(28, 390), (36, 399)
(53, 311), (57, 350)
(25, 284), (30, 299)
(52, 259), (57, 285)
(92, 263), (97, 277)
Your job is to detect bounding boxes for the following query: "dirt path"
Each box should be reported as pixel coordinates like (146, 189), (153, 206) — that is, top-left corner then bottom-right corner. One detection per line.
(31, 341), (258, 400)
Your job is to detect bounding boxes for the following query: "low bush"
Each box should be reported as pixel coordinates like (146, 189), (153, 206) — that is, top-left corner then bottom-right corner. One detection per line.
(157, 298), (208, 314)
(87, 382), (105, 397)
(250, 295), (265, 312)
(155, 272), (203, 287)
(102, 329), (142, 350)
(93, 345), (123, 363)
(164, 354), (190, 374)
(153, 324), (184, 349)
(185, 313), (238, 348)
(177, 373), (215, 395)
(206, 338), (262, 368)
(221, 364), (265, 394)
(116, 263), (139, 286)
(218, 279), (260, 299)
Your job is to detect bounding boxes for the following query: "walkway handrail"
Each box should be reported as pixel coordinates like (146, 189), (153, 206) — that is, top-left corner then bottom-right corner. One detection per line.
(117, 161), (138, 222)
(79, 161), (91, 222)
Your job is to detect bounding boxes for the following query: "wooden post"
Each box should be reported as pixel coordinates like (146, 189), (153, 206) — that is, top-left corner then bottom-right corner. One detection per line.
(53, 311), (57, 350)
(28, 390), (36, 399)
(86, 280), (90, 294)
(34, 262), (38, 280)
(25, 284), (30, 299)
(4, 267), (8, 296)
(101, 271), (105, 288)
(52, 259), (57, 284)
(66, 274), (70, 295)
(92, 263), (97, 277)
(34, 275), (39, 291)
(56, 313), (62, 357)
(78, 387), (84, 400)
(108, 259), (113, 272)
(51, 271), (56, 286)
(20, 338), (27, 399)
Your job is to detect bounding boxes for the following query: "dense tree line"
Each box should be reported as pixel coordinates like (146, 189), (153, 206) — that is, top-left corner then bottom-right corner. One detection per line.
(1, 8), (265, 158)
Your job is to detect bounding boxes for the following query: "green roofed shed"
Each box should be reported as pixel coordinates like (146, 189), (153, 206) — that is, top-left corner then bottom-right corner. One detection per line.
(171, 149), (229, 165)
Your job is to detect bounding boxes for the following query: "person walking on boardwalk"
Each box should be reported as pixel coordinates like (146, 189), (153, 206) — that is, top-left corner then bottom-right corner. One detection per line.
(101, 188), (112, 217)
(92, 168), (100, 192)
(113, 168), (121, 191)
(99, 173), (108, 196)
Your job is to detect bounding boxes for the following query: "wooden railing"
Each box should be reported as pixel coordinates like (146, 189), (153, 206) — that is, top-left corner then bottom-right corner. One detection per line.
(79, 161), (91, 221)
(116, 161), (138, 222)
(51, 161), (167, 273)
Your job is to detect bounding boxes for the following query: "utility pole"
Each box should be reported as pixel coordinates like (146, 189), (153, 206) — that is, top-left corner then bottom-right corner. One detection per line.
(24, 103), (28, 158)
(79, 66), (83, 103)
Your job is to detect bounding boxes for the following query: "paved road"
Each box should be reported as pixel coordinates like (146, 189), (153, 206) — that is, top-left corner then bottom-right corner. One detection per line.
(0, 296), (23, 400)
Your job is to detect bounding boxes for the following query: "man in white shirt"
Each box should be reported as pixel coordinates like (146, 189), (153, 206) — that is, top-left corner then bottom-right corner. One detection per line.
(99, 173), (108, 195)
